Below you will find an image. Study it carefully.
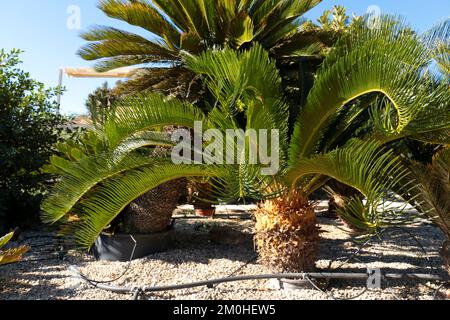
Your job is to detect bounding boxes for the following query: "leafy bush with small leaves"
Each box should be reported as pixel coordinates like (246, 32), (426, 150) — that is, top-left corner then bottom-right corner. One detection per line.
(0, 49), (67, 229)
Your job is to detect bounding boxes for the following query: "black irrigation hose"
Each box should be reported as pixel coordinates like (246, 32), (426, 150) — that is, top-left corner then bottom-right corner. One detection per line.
(72, 269), (448, 295)
(68, 220), (450, 300)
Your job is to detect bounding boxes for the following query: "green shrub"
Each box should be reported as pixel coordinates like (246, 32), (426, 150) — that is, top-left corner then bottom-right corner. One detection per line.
(0, 49), (67, 229)
(85, 82), (118, 128)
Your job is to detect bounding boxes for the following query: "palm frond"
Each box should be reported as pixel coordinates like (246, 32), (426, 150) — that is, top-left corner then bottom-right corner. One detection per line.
(0, 246), (30, 266)
(103, 94), (205, 150)
(99, 0), (180, 46)
(41, 155), (159, 224)
(289, 15), (433, 162)
(253, 0), (322, 45)
(407, 149), (450, 238)
(78, 39), (175, 63)
(0, 233), (30, 265)
(186, 44), (289, 140)
(422, 18), (450, 77)
(71, 164), (222, 249)
(286, 139), (410, 203)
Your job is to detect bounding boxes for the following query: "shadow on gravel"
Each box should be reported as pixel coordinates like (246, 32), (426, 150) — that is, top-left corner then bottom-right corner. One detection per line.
(317, 223), (448, 279)
(145, 219), (257, 265)
(0, 259), (79, 300)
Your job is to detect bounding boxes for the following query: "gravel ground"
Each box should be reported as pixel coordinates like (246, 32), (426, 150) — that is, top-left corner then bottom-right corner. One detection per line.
(0, 204), (448, 300)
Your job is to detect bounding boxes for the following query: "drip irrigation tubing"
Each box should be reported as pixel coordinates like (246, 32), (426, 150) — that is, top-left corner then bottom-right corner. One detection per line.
(68, 228), (450, 300)
(71, 267), (448, 295)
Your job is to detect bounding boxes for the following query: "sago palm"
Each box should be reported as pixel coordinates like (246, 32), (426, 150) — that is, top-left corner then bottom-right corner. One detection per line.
(404, 149), (450, 271)
(43, 17), (449, 272)
(79, 0), (334, 98)
(182, 15), (449, 271)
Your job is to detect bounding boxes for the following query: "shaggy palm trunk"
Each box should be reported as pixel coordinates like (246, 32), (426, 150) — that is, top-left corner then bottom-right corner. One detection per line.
(326, 181), (361, 218)
(254, 192), (320, 272)
(326, 193), (344, 219)
(121, 179), (186, 234)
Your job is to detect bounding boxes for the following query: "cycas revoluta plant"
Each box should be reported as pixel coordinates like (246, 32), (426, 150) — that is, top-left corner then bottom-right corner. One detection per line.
(78, 0), (334, 98)
(406, 149), (450, 271)
(43, 16), (449, 272)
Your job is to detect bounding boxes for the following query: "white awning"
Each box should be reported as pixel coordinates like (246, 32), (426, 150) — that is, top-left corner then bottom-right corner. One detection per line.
(63, 67), (138, 78)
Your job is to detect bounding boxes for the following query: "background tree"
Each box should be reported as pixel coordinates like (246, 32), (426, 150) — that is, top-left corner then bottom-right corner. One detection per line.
(79, 0), (331, 100)
(0, 49), (66, 230)
(86, 82), (119, 127)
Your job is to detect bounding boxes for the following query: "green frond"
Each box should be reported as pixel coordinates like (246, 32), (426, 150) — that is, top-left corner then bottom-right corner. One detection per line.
(98, 0), (180, 46)
(71, 164), (222, 249)
(254, 0), (322, 45)
(112, 131), (174, 162)
(289, 15), (434, 162)
(227, 12), (255, 47)
(251, 0), (322, 41)
(41, 155), (159, 225)
(80, 25), (155, 43)
(0, 232), (30, 265)
(336, 195), (418, 233)
(186, 45), (290, 168)
(103, 94), (205, 150)
(407, 149), (450, 238)
(336, 196), (379, 233)
(285, 139), (410, 203)
(151, 0), (199, 33)
(0, 232), (14, 249)
(79, 0), (329, 93)
(112, 67), (202, 101)
(78, 39), (175, 62)
(396, 80), (450, 143)
(88, 56), (152, 73)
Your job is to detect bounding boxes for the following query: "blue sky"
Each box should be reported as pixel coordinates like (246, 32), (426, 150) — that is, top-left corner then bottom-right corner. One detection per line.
(1, 0), (449, 115)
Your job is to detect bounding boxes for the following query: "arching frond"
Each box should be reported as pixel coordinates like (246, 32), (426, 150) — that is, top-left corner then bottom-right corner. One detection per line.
(289, 16), (432, 162)
(286, 139), (411, 203)
(98, 0), (181, 46)
(102, 94), (205, 150)
(186, 44), (289, 145)
(80, 0), (329, 93)
(406, 149), (450, 238)
(70, 164), (222, 249)
(41, 155), (160, 224)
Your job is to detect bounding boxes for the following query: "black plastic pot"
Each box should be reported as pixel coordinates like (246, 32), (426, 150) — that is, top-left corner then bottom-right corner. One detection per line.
(92, 228), (174, 262)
